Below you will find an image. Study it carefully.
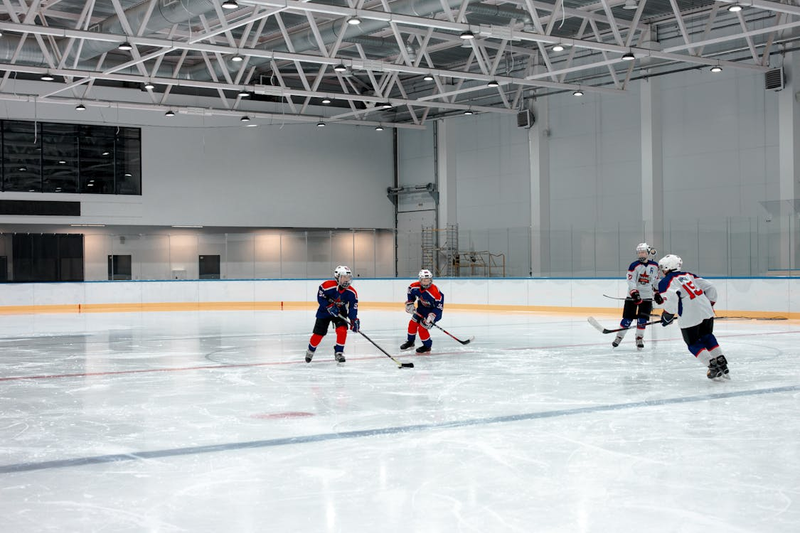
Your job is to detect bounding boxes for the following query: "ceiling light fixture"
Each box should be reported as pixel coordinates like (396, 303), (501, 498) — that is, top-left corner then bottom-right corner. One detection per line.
(322, 97), (332, 104)
(222, 1), (239, 9)
(487, 80), (500, 87)
(164, 110), (175, 117)
(552, 44), (564, 52)
(423, 74), (434, 81)
(573, 89), (584, 97)
(728, 4), (742, 12)
(58, 160), (66, 164)
(460, 30), (475, 40)
(622, 51), (636, 61)
(144, 81), (155, 90)
(375, 125), (384, 131)
(347, 16), (362, 25)
(240, 115), (251, 122)
(622, 0), (638, 10)
(317, 121), (326, 128)
(710, 65), (723, 73)
(380, 102), (393, 109)
(238, 89), (250, 97)
(75, 103), (86, 111)
(40, 73), (54, 81)
(102, 151), (110, 156)
(334, 64), (348, 73)
(118, 41), (133, 51)
(231, 54), (244, 62)
(464, 109), (474, 115)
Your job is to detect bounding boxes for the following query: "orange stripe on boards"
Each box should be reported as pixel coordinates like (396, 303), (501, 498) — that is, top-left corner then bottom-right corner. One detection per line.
(0, 301), (796, 320)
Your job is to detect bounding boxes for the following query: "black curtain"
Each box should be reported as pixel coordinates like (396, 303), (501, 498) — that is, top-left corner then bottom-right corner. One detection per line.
(11, 234), (84, 282)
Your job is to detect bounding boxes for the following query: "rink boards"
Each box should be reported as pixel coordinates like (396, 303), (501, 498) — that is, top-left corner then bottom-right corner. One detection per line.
(0, 278), (797, 319)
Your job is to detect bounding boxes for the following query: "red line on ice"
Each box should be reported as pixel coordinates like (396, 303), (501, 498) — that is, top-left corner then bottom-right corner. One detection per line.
(0, 329), (796, 382)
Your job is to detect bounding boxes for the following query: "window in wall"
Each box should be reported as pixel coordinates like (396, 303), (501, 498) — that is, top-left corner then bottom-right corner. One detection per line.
(79, 124), (115, 194)
(199, 255), (221, 279)
(0, 119), (141, 195)
(108, 254), (132, 280)
(42, 123), (79, 193)
(2, 121), (42, 192)
(10, 234), (84, 282)
(115, 128), (141, 195)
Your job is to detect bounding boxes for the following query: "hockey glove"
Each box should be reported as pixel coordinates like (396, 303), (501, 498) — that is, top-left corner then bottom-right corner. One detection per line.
(630, 290), (642, 305)
(422, 313), (436, 329)
(661, 312), (675, 327)
(653, 293), (664, 305)
(349, 317), (360, 333)
(405, 302), (415, 314)
(326, 303), (339, 317)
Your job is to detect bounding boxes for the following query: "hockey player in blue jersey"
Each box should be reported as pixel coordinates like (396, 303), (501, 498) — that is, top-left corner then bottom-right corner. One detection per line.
(658, 254), (729, 380)
(612, 243), (662, 350)
(305, 265), (359, 364)
(400, 269), (444, 354)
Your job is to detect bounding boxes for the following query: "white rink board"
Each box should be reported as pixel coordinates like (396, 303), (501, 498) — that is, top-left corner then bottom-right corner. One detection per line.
(0, 278), (798, 315)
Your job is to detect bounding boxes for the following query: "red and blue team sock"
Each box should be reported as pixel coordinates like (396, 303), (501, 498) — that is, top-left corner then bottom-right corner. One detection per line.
(419, 326), (432, 347)
(407, 320), (418, 343)
(308, 333), (324, 353)
(334, 326), (347, 353)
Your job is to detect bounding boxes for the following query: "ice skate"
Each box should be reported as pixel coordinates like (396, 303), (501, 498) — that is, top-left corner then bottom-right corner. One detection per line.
(335, 352), (346, 363)
(715, 355), (730, 379)
(305, 348), (315, 363)
(400, 340), (415, 350)
(707, 356), (727, 380)
(416, 345), (431, 354)
(612, 334), (623, 348)
(636, 337), (644, 350)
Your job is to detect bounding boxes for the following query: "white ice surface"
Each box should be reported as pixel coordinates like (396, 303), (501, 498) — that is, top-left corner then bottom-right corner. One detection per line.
(0, 310), (798, 533)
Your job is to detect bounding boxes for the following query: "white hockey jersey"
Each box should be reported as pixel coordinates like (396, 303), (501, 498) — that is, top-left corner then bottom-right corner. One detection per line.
(627, 260), (660, 299)
(657, 271), (718, 328)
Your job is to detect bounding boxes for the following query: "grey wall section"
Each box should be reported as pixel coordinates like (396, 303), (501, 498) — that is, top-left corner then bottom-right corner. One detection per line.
(661, 68), (780, 223)
(548, 84), (643, 231)
(0, 92), (394, 229)
(453, 113), (530, 231)
(141, 123), (394, 228)
(398, 66), (785, 277)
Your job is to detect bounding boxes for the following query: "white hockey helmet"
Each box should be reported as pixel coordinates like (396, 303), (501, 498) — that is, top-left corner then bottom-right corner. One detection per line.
(334, 265), (352, 288)
(418, 269), (433, 288)
(636, 242), (657, 262)
(658, 254), (682, 274)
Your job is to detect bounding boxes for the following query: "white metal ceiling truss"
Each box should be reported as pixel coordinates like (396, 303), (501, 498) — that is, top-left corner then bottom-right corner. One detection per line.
(0, 0), (796, 128)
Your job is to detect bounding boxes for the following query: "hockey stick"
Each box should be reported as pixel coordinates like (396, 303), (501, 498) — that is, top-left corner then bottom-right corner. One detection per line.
(587, 316), (663, 334)
(603, 294), (653, 302)
(414, 312), (473, 345)
(334, 312), (414, 369)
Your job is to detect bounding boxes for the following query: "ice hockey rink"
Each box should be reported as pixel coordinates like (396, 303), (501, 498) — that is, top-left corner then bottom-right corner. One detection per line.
(1, 309), (798, 533)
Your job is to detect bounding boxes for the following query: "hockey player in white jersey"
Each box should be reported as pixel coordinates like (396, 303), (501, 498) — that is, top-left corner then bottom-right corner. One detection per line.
(657, 254), (729, 380)
(612, 243), (661, 350)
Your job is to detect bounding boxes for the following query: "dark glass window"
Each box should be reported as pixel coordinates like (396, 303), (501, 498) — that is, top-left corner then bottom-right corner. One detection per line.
(79, 124), (115, 194)
(0, 120), (141, 195)
(3, 121), (42, 192)
(199, 255), (221, 279)
(115, 135), (141, 195)
(108, 255), (132, 280)
(42, 123), (79, 193)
